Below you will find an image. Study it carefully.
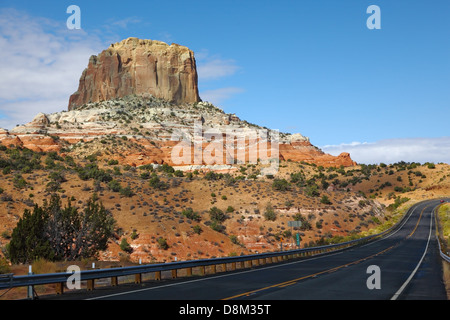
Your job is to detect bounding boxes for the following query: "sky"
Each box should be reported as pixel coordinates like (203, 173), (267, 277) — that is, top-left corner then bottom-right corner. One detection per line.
(0, 0), (449, 164)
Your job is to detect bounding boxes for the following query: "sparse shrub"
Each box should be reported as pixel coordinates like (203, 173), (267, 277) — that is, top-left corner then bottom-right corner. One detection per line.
(174, 170), (184, 177)
(13, 174), (27, 189)
(119, 186), (134, 197)
(272, 179), (290, 191)
(320, 195), (332, 205)
(108, 180), (122, 192)
(305, 183), (320, 197)
(120, 238), (132, 253)
(264, 203), (277, 221)
(182, 208), (201, 222)
(157, 237), (169, 250)
(192, 225), (203, 235)
(229, 235), (240, 245)
(205, 171), (220, 181)
(149, 174), (169, 190)
(0, 257), (10, 274)
(108, 159), (119, 166)
(209, 207), (226, 223)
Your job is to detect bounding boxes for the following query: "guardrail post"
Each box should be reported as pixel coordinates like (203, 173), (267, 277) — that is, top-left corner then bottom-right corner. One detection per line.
(221, 263), (227, 272)
(211, 265), (216, 274)
(135, 273), (142, 284)
(55, 282), (64, 295)
(111, 275), (118, 286)
(200, 265), (206, 276)
(172, 269), (178, 279)
(186, 267), (192, 276)
(87, 279), (95, 291)
(231, 262), (236, 271)
(110, 266), (119, 286)
(155, 271), (161, 281)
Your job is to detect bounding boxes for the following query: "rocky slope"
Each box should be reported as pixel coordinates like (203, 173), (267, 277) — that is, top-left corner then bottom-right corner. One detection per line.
(2, 95), (356, 169)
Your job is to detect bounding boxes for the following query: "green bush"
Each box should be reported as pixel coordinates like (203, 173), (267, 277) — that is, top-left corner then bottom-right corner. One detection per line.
(77, 163), (112, 182)
(0, 257), (10, 274)
(174, 170), (184, 177)
(192, 225), (203, 235)
(149, 174), (169, 190)
(320, 195), (332, 205)
(108, 180), (122, 192)
(209, 207), (226, 223)
(229, 235), (240, 245)
(264, 204), (277, 221)
(120, 238), (132, 253)
(8, 193), (115, 263)
(305, 183), (320, 197)
(119, 186), (134, 197)
(182, 208), (201, 222)
(157, 237), (169, 250)
(226, 206), (235, 213)
(13, 174), (27, 189)
(272, 179), (290, 191)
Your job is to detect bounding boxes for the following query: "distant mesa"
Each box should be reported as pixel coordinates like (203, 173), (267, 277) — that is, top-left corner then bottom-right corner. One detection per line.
(68, 37), (201, 111)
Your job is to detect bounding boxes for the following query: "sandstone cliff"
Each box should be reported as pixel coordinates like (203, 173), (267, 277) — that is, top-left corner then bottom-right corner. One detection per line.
(68, 37), (201, 110)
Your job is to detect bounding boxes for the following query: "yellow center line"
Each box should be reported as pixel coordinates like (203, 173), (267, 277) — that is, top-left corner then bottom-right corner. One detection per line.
(222, 245), (395, 300)
(408, 204), (430, 238)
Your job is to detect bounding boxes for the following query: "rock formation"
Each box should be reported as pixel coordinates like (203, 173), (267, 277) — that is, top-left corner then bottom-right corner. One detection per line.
(0, 37), (356, 168)
(68, 37), (201, 110)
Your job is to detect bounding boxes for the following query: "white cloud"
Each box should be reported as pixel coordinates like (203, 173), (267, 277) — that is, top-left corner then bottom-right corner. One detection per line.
(321, 137), (450, 165)
(197, 58), (240, 81)
(110, 17), (141, 29)
(200, 87), (244, 106)
(196, 51), (243, 105)
(0, 8), (105, 129)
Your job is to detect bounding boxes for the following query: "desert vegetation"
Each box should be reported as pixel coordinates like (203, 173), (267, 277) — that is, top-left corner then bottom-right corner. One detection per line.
(0, 145), (448, 271)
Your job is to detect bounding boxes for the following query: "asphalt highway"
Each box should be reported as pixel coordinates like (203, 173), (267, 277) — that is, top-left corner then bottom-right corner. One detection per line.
(50, 199), (448, 301)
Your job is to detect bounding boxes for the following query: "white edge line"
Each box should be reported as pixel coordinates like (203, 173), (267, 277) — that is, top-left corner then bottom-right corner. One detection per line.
(390, 205), (433, 300)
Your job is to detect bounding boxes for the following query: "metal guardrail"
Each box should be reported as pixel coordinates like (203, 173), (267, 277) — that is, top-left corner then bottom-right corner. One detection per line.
(437, 238), (450, 263)
(0, 200), (426, 297)
(434, 203), (450, 263)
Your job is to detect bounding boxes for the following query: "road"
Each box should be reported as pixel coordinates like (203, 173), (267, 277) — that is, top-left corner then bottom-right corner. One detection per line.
(51, 199), (448, 301)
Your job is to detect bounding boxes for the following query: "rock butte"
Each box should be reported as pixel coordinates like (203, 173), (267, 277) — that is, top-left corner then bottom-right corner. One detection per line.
(68, 37), (201, 110)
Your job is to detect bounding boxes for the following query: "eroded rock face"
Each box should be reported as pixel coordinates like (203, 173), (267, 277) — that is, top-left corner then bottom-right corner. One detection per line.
(1, 96), (357, 168)
(68, 37), (201, 110)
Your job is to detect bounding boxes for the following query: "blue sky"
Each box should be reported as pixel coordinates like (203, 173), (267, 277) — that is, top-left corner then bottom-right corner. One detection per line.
(0, 0), (449, 164)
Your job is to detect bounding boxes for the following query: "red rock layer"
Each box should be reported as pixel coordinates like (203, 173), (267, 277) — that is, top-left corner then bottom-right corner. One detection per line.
(68, 38), (201, 110)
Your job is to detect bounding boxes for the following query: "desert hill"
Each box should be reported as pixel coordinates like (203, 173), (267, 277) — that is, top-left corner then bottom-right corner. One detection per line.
(0, 144), (448, 265)
(0, 37), (448, 272)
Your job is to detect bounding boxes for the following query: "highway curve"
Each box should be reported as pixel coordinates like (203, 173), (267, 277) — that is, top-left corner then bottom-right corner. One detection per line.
(54, 199), (448, 301)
